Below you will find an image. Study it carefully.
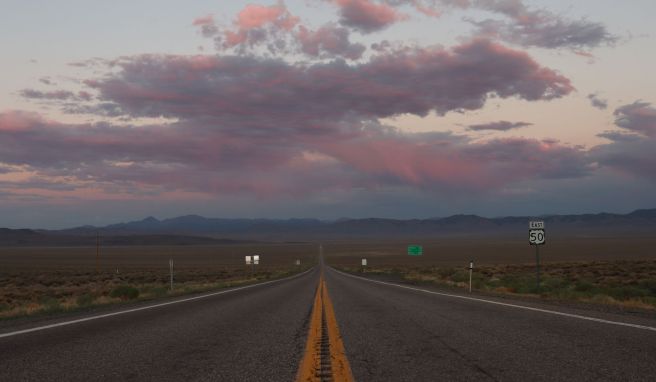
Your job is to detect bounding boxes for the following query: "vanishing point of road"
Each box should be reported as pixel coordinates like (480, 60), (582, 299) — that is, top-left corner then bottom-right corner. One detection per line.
(1, 264), (655, 381)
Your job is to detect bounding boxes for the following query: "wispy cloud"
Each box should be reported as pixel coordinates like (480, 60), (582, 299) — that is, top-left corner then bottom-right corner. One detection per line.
(467, 120), (532, 131)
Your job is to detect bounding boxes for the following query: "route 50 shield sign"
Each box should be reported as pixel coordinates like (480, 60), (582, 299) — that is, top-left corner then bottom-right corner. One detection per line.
(529, 229), (545, 245)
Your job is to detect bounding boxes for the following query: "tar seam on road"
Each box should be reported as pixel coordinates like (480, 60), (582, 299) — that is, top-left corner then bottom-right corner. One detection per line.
(332, 268), (656, 333)
(0, 267), (315, 340)
(296, 274), (355, 382)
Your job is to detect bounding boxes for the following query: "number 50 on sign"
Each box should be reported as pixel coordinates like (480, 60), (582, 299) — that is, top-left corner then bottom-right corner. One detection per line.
(529, 229), (545, 245)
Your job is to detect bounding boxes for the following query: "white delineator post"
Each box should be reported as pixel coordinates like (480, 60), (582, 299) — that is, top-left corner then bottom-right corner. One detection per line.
(169, 259), (173, 291)
(469, 260), (474, 293)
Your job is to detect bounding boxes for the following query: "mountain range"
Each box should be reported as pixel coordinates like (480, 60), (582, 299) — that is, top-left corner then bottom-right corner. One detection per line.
(1, 208), (654, 245)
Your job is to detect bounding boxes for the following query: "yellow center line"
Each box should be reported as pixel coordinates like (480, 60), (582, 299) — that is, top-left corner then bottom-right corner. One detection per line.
(296, 274), (354, 382)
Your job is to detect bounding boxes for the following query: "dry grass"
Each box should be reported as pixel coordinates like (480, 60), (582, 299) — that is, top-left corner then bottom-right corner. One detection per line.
(325, 236), (656, 311)
(0, 243), (318, 319)
(333, 260), (656, 310)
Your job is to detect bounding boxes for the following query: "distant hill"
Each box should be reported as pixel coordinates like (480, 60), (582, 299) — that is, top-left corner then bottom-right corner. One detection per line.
(30, 208), (656, 240)
(56, 215), (327, 237)
(0, 228), (256, 247)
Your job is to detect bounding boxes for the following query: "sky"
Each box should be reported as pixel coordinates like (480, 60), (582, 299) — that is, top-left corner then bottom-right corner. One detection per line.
(1, 0), (655, 228)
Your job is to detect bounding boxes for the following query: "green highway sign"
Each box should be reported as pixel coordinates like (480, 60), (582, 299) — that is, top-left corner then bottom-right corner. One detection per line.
(407, 245), (423, 256)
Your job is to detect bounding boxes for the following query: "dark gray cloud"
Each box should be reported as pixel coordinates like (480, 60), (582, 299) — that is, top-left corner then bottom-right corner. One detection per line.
(298, 24), (366, 60)
(347, 0), (616, 50)
(19, 89), (93, 102)
(614, 101), (656, 137)
(591, 101), (656, 181)
(587, 93), (608, 110)
(332, 0), (405, 33)
(592, 134), (656, 181)
(467, 120), (532, 131)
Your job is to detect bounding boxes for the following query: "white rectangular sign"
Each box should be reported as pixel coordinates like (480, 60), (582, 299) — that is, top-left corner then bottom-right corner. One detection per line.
(245, 255), (252, 265)
(361, 258), (367, 266)
(529, 221), (545, 229)
(253, 255), (260, 265)
(295, 259), (301, 266)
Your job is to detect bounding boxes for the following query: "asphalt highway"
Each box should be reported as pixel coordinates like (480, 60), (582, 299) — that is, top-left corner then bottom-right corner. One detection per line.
(325, 267), (656, 381)
(2, 265), (655, 381)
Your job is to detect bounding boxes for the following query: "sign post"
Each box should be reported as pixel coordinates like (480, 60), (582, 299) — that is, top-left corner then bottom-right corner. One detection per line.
(528, 221), (546, 290)
(253, 255), (260, 274)
(361, 258), (367, 272)
(245, 255), (253, 276)
(469, 260), (474, 293)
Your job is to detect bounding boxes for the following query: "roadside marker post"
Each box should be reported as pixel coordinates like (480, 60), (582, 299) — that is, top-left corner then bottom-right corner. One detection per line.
(95, 231), (100, 273)
(245, 255), (253, 277)
(529, 221), (546, 290)
(469, 260), (474, 293)
(169, 259), (173, 291)
(361, 258), (367, 272)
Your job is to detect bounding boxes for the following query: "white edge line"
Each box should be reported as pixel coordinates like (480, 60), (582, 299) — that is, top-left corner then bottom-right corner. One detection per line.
(331, 267), (656, 333)
(0, 267), (315, 339)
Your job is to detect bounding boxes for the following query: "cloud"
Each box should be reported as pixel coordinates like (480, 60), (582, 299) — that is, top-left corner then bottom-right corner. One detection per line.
(468, 13), (615, 50)
(591, 101), (656, 180)
(0, 110), (591, 197)
(19, 89), (77, 101)
(214, 1), (300, 51)
(348, 0), (616, 50)
(0, 37), (585, 199)
(613, 101), (656, 137)
(476, 1), (616, 49)
(297, 24), (366, 60)
(83, 39), (572, 123)
(38, 77), (55, 86)
(587, 93), (608, 110)
(332, 0), (406, 33)
(192, 14), (219, 37)
(592, 133), (656, 181)
(195, 3), (364, 60)
(467, 120), (532, 131)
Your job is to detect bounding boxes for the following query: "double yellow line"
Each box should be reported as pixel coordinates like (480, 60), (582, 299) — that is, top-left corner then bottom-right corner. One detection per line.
(296, 274), (354, 382)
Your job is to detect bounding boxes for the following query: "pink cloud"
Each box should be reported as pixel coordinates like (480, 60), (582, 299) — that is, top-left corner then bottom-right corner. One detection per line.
(192, 14), (214, 26)
(0, 110), (591, 197)
(333, 0), (406, 32)
(0, 110), (43, 132)
(236, 3), (298, 30)
(192, 14), (218, 37)
(83, 39), (572, 123)
(215, 2), (300, 50)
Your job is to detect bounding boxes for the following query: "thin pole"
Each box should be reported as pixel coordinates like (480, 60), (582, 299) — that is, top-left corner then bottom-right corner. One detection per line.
(469, 261), (473, 293)
(536, 245), (540, 291)
(96, 231), (100, 273)
(169, 259), (173, 291)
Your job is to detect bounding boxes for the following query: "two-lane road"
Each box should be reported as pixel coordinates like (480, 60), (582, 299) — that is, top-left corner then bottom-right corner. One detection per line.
(2, 265), (655, 381)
